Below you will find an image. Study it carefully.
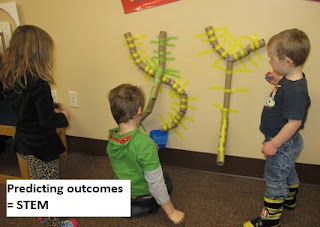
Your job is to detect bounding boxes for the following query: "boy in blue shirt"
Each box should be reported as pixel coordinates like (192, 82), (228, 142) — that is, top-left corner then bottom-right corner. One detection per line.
(244, 29), (311, 227)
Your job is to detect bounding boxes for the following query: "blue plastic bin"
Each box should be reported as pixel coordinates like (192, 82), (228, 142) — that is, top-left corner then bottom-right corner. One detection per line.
(150, 129), (168, 148)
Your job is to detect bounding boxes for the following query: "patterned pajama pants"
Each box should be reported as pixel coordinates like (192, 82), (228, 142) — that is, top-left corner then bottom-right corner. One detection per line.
(18, 154), (61, 227)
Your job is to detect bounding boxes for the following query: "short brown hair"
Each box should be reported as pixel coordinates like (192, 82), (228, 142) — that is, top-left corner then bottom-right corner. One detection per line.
(0, 25), (54, 90)
(108, 84), (145, 124)
(267, 29), (310, 67)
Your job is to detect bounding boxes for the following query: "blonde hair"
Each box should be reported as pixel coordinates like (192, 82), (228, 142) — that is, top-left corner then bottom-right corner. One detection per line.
(0, 25), (54, 90)
(108, 84), (145, 124)
(267, 29), (310, 67)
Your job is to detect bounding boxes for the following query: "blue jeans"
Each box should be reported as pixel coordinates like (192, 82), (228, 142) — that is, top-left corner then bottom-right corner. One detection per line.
(264, 132), (303, 200)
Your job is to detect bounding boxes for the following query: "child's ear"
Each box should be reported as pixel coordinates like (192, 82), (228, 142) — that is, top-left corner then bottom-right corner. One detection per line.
(285, 56), (294, 67)
(137, 107), (142, 115)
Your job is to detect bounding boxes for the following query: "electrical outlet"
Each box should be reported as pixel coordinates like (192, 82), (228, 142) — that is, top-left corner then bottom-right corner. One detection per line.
(51, 90), (58, 103)
(68, 91), (79, 108)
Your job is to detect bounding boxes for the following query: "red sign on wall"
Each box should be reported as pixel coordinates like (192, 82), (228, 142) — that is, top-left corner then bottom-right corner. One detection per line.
(121, 0), (179, 14)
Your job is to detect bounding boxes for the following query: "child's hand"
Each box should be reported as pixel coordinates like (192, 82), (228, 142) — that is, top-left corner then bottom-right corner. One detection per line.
(168, 209), (185, 225)
(265, 71), (281, 85)
(261, 141), (278, 157)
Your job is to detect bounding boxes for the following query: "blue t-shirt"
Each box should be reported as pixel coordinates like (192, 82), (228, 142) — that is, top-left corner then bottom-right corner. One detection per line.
(260, 74), (311, 138)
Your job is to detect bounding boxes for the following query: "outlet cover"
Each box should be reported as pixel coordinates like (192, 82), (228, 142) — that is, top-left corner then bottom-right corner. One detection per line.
(69, 91), (79, 108)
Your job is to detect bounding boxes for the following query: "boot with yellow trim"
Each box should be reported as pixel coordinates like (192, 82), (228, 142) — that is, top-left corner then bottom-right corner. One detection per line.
(243, 197), (284, 227)
(284, 184), (299, 210)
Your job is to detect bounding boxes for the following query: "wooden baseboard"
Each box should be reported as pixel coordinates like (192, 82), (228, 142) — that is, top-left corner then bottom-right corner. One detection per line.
(66, 135), (320, 185)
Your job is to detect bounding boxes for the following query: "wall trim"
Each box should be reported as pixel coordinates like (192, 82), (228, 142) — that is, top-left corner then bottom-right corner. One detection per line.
(67, 136), (320, 185)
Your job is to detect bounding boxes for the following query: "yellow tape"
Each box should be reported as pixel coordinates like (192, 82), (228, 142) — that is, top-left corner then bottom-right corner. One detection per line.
(254, 51), (263, 61)
(132, 56), (148, 65)
(125, 36), (133, 41)
(133, 34), (147, 39)
(233, 52), (239, 60)
(206, 29), (215, 36)
(131, 50), (145, 58)
(214, 104), (239, 113)
(253, 33), (260, 49)
(214, 44), (222, 51)
(218, 146), (225, 153)
(172, 82), (179, 89)
(212, 63), (227, 72)
(221, 50), (229, 57)
(177, 87), (184, 94)
(187, 96), (198, 100)
(182, 116), (195, 122)
(162, 75), (169, 82)
(210, 86), (224, 90)
(240, 49), (246, 57)
(173, 128), (183, 140)
(173, 118), (180, 124)
(170, 105), (178, 113)
(197, 49), (214, 56)
(162, 125), (168, 131)
(194, 33), (207, 38)
(144, 65), (150, 72)
(147, 69), (154, 75)
(180, 105), (188, 109)
(247, 56), (258, 68)
(134, 58), (142, 64)
(128, 43), (136, 48)
(211, 88), (249, 93)
(209, 36), (218, 42)
(181, 98), (188, 102)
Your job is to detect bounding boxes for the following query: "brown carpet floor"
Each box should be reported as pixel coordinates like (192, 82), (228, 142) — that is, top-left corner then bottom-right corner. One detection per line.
(1, 148), (320, 226)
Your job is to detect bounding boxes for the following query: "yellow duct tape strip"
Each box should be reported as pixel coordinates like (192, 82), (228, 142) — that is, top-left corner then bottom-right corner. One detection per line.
(253, 33), (260, 49)
(197, 49), (214, 56)
(247, 56), (259, 68)
(159, 114), (168, 131)
(173, 102), (197, 110)
(194, 33), (207, 38)
(132, 56), (148, 65)
(202, 34), (225, 42)
(209, 86), (249, 93)
(173, 128), (183, 140)
(170, 105), (178, 113)
(182, 116), (195, 122)
(187, 96), (198, 100)
(130, 50), (145, 58)
(174, 114), (182, 120)
(212, 64), (227, 72)
(214, 44), (222, 51)
(125, 42), (143, 48)
(125, 36), (133, 41)
(177, 87), (184, 94)
(221, 50), (229, 58)
(172, 82), (179, 89)
(206, 28), (215, 36)
(214, 104), (239, 113)
(162, 75), (170, 82)
(133, 34), (147, 39)
(254, 50), (263, 60)
(134, 58), (142, 64)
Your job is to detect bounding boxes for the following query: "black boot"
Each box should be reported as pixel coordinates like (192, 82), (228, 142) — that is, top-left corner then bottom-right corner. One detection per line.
(284, 184), (299, 210)
(243, 197), (284, 227)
